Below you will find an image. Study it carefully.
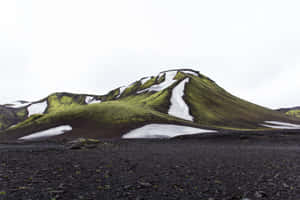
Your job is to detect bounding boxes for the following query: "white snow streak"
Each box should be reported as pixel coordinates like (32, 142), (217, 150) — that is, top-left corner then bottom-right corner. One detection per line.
(85, 96), (101, 104)
(168, 78), (193, 121)
(27, 101), (48, 117)
(138, 71), (177, 93)
(19, 125), (73, 140)
(262, 121), (300, 129)
(122, 124), (217, 139)
(116, 86), (127, 98)
(85, 96), (94, 104)
(181, 70), (199, 76)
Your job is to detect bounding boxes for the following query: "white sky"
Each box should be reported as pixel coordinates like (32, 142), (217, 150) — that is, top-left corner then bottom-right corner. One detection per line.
(0, 0), (300, 109)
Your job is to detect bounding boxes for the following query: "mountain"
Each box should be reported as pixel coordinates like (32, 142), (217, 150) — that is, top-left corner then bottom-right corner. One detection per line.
(1, 69), (299, 141)
(276, 107), (300, 118)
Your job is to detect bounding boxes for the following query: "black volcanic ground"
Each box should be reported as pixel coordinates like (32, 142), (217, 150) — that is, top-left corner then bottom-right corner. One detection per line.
(1, 133), (300, 200)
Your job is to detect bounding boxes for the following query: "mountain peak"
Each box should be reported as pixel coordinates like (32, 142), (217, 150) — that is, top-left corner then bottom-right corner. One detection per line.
(159, 68), (201, 77)
(160, 68), (199, 73)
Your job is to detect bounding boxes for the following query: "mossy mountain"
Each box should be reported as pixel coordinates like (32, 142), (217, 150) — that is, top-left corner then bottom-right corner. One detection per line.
(0, 69), (299, 140)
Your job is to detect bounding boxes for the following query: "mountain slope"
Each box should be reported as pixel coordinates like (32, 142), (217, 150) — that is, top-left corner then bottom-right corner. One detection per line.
(0, 69), (299, 141)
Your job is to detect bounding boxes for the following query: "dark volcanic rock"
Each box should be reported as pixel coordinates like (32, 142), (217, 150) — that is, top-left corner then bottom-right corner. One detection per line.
(1, 135), (300, 200)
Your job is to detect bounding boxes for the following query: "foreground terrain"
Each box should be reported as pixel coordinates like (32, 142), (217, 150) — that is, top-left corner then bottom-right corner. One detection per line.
(1, 133), (300, 200)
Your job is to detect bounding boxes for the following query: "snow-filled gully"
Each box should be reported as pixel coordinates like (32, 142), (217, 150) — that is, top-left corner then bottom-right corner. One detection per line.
(168, 78), (193, 121)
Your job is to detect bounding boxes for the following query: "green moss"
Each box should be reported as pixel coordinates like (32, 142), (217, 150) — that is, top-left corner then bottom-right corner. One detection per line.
(142, 90), (171, 113)
(174, 71), (185, 80)
(16, 109), (27, 118)
(105, 89), (120, 101)
(118, 85), (172, 114)
(11, 114), (43, 129)
(85, 102), (157, 124)
(183, 75), (293, 128)
(60, 96), (73, 104)
(121, 82), (140, 97)
(47, 95), (80, 113)
(0, 108), (25, 130)
(286, 109), (300, 118)
(140, 76), (156, 90)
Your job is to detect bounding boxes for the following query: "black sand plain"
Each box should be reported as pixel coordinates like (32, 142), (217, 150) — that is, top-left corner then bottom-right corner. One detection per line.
(1, 132), (300, 200)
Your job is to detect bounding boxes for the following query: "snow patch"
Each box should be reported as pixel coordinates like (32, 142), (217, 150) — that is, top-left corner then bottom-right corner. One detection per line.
(85, 96), (101, 104)
(138, 71), (177, 93)
(180, 70), (199, 76)
(262, 121), (300, 129)
(5, 101), (30, 108)
(122, 124), (217, 139)
(141, 77), (151, 85)
(168, 78), (193, 121)
(85, 96), (94, 104)
(116, 86), (127, 98)
(27, 101), (48, 117)
(19, 125), (72, 140)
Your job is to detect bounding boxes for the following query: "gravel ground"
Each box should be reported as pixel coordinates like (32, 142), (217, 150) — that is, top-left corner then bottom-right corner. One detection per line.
(1, 134), (300, 200)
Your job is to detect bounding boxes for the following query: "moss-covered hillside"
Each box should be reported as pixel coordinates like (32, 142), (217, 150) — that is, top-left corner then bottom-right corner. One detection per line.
(287, 109), (300, 118)
(277, 107), (300, 118)
(0, 69), (299, 140)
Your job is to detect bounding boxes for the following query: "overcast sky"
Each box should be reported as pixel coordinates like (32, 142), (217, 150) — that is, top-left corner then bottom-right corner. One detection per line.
(0, 0), (300, 109)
